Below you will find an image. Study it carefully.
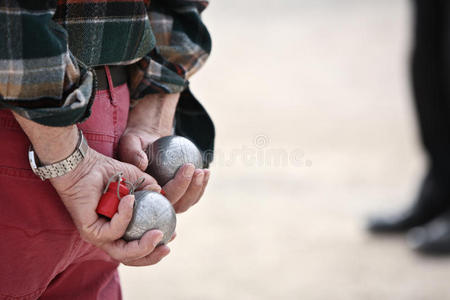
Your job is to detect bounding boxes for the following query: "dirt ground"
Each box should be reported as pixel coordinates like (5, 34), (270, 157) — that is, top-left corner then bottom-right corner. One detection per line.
(120, 1), (450, 299)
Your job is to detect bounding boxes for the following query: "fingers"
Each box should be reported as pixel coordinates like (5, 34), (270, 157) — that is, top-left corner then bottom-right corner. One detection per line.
(99, 195), (135, 241)
(163, 164), (210, 213)
(123, 232), (176, 267)
(122, 162), (161, 193)
(102, 230), (164, 263)
(118, 134), (148, 171)
(173, 170), (204, 213)
(193, 169), (210, 206)
(169, 231), (177, 242)
(163, 164), (195, 204)
(123, 245), (171, 267)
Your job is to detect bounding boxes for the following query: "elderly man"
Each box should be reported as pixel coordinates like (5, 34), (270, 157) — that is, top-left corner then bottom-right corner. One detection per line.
(0, 0), (214, 298)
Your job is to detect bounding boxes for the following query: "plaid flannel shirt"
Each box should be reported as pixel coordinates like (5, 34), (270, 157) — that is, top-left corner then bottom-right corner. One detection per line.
(0, 0), (211, 127)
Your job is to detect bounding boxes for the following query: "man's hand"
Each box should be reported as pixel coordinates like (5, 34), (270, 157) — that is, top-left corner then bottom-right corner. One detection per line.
(119, 93), (210, 213)
(13, 113), (171, 266)
(51, 147), (171, 266)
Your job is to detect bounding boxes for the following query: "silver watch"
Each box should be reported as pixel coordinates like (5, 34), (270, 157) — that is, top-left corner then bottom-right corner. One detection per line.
(28, 129), (89, 180)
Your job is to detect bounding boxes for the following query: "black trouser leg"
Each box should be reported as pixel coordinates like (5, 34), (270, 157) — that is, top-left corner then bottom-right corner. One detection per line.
(367, 1), (450, 233)
(412, 0), (450, 183)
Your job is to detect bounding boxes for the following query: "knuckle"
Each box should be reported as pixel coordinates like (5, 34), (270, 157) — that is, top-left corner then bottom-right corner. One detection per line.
(107, 228), (121, 240)
(79, 227), (96, 243)
(123, 248), (140, 262)
(79, 231), (91, 243)
(107, 248), (126, 262)
(112, 253), (125, 262)
(80, 227), (108, 246)
(142, 258), (156, 266)
(152, 254), (166, 265)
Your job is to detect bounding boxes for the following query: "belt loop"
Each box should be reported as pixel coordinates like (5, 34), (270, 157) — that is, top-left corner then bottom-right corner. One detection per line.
(104, 65), (117, 105)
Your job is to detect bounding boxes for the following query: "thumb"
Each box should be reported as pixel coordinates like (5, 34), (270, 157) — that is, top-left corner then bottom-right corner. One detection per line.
(119, 134), (148, 171)
(102, 194), (135, 241)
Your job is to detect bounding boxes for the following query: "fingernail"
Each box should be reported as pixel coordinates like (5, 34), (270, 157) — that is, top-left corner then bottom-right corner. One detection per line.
(164, 247), (171, 255)
(204, 169), (210, 180)
(127, 195), (135, 208)
(150, 184), (161, 193)
(137, 152), (147, 170)
(195, 170), (203, 185)
(183, 164), (195, 179)
(153, 231), (164, 247)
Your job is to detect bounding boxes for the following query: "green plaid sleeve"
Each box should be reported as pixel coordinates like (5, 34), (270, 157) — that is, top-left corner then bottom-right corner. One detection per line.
(128, 0), (212, 100)
(0, 1), (95, 127)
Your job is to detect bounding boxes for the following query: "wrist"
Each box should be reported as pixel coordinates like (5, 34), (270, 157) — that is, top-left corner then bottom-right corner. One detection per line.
(28, 128), (90, 181)
(13, 112), (79, 165)
(127, 93), (179, 136)
(34, 126), (79, 165)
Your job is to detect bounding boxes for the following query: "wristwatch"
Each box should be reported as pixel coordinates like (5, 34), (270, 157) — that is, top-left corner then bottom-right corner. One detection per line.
(28, 129), (89, 180)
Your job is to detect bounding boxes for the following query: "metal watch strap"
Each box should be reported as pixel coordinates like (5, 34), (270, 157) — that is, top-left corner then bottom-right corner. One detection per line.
(28, 129), (89, 180)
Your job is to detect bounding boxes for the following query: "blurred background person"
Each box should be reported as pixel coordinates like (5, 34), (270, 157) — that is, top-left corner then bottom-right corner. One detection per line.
(368, 0), (450, 254)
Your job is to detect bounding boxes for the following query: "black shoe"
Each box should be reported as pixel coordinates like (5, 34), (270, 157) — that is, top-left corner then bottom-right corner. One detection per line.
(407, 211), (450, 254)
(367, 170), (450, 233)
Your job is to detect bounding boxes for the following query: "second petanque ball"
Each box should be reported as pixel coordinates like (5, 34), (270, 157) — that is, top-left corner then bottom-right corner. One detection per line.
(123, 190), (176, 244)
(146, 135), (203, 185)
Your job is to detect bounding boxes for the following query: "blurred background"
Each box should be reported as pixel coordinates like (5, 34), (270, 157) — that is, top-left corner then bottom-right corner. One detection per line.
(120, 0), (450, 299)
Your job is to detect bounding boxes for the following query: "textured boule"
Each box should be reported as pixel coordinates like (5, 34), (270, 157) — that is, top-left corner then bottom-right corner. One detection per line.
(146, 136), (203, 185)
(123, 190), (176, 244)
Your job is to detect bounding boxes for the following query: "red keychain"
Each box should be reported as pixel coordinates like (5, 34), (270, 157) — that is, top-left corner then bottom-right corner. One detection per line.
(96, 173), (131, 218)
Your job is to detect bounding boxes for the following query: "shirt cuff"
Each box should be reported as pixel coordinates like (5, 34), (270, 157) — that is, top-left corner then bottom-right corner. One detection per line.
(0, 63), (96, 127)
(127, 49), (189, 103)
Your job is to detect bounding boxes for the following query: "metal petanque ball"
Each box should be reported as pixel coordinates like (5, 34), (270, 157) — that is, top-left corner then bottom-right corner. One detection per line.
(146, 135), (203, 185)
(123, 190), (176, 244)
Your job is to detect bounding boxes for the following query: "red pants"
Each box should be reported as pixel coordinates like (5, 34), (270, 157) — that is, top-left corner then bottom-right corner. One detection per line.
(0, 71), (129, 299)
